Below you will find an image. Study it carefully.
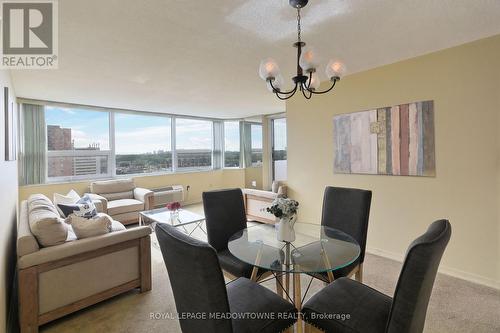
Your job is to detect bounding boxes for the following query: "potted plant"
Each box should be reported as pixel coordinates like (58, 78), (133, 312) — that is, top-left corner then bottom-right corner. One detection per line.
(267, 197), (299, 242)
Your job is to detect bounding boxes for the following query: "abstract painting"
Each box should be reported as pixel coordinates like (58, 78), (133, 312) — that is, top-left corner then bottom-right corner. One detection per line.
(334, 100), (435, 176)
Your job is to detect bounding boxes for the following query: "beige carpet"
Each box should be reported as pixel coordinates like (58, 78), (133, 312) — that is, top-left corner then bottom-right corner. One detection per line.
(40, 207), (500, 333)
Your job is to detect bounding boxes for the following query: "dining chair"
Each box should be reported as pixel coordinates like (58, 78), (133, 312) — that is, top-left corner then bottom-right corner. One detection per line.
(302, 219), (452, 333)
(202, 188), (270, 281)
(314, 186), (372, 283)
(156, 222), (297, 333)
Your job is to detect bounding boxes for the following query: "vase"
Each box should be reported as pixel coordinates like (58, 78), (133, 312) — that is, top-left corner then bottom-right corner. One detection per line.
(170, 209), (179, 223)
(277, 215), (296, 242)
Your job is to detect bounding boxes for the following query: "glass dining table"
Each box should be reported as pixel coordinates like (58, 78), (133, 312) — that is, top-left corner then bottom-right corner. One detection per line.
(228, 222), (360, 330)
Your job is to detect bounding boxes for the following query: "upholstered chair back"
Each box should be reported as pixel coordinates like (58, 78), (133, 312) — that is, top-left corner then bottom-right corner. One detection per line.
(90, 179), (135, 200)
(321, 186), (372, 263)
(156, 223), (232, 333)
(202, 188), (247, 251)
(386, 219), (451, 333)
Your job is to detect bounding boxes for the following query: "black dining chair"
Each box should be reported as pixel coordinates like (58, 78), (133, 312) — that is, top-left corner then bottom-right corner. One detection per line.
(156, 223), (297, 333)
(202, 188), (269, 281)
(302, 219), (452, 333)
(312, 186), (372, 283)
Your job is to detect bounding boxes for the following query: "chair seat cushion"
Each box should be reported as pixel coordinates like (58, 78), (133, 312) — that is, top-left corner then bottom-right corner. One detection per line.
(303, 277), (392, 333)
(227, 278), (297, 333)
(107, 199), (144, 216)
(217, 249), (266, 279)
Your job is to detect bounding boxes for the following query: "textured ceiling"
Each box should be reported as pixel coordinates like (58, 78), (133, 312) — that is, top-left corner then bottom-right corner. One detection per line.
(10, 0), (500, 118)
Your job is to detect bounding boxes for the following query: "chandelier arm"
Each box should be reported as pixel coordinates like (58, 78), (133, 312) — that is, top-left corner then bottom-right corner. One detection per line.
(301, 85), (312, 99)
(309, 78), (338, 95)
(275, 88), (297, 100)
(305, 71), (312, 89)
(269, 79), (298, 95)
(275, 84), (298, 100)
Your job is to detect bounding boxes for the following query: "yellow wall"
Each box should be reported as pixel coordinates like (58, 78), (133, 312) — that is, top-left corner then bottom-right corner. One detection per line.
(286, 35), (500, 288)
(19, 169), (246, 205)
(245, 167), (263, 189)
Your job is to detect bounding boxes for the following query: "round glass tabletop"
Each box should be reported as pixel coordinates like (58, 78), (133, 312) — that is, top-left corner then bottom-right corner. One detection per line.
(228, 222), (360, 274)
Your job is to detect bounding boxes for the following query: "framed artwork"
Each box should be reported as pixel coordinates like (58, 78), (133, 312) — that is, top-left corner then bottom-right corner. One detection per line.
(4, 87), (16, 161)
(333, 100), (435, 177)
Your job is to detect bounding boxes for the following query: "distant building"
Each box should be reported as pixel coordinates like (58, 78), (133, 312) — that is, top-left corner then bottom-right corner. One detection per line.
(47, 125), (72, 150)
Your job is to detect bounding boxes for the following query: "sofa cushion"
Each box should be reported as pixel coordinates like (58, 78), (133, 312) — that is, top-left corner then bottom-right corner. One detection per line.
(107, 199), (144, 216)
(90, 179), (135, 195)
(53, 190), (81, 217)
(28, 194), (68, 247)
(67, 214), (112, 239)
(99, 190), (134, 201)
(18, 200), (40, 257)
(58, 195), (98, 218)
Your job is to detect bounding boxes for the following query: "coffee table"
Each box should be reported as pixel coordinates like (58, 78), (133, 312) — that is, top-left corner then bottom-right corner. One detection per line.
(139, 207), (206, 236)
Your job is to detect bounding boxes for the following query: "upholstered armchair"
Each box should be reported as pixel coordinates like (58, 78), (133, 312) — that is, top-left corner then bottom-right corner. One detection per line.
(86, 179), (154, 225)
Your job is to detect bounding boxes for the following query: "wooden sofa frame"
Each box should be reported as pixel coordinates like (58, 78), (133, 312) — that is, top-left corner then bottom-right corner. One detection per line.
(18, 236), (151, 333)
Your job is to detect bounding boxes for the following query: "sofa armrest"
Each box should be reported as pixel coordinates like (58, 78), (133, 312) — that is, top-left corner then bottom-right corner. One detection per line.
(18, 226), (151, 269)
(85, 193), (108, 212)
(134, 187), (154, 210)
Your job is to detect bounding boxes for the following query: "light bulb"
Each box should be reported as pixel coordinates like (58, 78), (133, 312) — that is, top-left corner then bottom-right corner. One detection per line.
(259, 58), (280, 80)
(299, 47), (320, 72)
(325, 60), (346, 80)
(306, 72), (321, 90)
(267, 75), (284, 92)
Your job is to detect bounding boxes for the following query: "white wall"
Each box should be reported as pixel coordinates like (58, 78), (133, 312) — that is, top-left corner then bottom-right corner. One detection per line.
(0, 69), (18, 332)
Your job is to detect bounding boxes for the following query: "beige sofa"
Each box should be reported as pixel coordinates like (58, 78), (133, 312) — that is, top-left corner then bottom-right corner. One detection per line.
(17, 195), (152, 333)
(87, 179), (154, 225)
(243, 182), (287, 224)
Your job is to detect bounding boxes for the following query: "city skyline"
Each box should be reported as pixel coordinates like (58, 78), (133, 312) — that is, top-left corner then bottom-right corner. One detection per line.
(45, 106), (265, 154)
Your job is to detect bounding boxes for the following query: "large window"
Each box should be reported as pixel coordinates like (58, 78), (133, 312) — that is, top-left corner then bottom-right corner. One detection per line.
(272, 118), (287, 181)
(115, 113), (172, 175)
(41, 104), (263, 182)
(224, 121), (240, 167)
(251, 124), (263, 166)
(175, 118), (213, 170)
(46, 106), (111, 180)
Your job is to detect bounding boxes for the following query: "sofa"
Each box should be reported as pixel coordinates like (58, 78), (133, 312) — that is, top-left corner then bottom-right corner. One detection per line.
(87, 179), (154, 225)
(17, 194), (152, 333)
(242, 181), (287, 224)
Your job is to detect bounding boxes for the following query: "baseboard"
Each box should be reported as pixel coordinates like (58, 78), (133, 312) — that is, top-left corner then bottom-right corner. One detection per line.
(367, 247), (500, 290)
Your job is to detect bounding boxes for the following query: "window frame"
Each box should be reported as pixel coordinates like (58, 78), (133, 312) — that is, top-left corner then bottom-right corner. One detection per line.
(38, 101), (260, 183)
(45, 106), (113, 183)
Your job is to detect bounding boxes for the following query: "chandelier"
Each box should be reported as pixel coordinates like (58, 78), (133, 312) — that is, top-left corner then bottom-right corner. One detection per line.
(258, 0), (345, 100)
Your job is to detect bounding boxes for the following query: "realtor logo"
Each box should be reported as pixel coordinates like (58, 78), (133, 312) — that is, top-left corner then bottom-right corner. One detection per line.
(1, 0), (58, 68)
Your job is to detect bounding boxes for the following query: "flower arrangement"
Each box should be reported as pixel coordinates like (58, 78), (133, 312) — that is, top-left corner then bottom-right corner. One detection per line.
(166, 201), (181, 211)
(266, 197), (299, 218)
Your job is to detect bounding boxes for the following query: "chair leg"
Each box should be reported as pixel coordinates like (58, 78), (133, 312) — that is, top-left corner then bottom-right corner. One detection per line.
(305, 323), (324, 332)
(355, 263), (363, 282)
(276, 274), (284, 297)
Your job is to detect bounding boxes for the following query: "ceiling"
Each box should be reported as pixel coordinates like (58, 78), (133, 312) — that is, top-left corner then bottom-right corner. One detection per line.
(10, 0), (500, 118)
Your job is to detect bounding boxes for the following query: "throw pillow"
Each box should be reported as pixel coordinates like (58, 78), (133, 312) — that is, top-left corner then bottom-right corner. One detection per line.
(54, 190), (81, 217)
(66, 214), (112, 239)
(58, 195), (97, 218)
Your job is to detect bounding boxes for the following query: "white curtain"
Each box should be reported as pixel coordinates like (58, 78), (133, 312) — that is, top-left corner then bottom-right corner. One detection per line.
(19, 104), (46, 185)
(212, 120), (223, 169)
(240, 122), (252, 168)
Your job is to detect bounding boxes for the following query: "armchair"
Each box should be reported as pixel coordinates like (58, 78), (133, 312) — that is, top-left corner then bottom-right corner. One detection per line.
(87, 179), (154, 225)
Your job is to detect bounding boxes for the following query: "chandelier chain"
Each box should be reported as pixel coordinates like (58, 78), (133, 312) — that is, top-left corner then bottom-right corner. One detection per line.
(297, 8), (301, 43)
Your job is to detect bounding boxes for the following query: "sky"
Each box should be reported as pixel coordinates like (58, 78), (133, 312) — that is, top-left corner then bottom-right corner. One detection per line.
(45, 107), (262, 154)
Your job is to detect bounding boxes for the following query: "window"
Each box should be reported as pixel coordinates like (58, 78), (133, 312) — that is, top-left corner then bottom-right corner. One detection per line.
(224, 121), (240, 167)
(272, 118), (287, 181)
(251, 124), (263, 166)
(175, 118), (213, 170)
(115, 113), (172, 175)
(46, 106), (111, 180)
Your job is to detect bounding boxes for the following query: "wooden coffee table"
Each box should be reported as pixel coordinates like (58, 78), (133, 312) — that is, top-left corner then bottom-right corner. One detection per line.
(139, 207), (206, 236)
